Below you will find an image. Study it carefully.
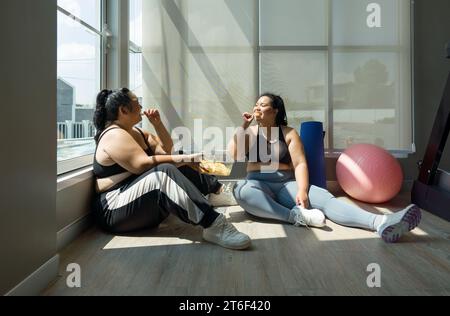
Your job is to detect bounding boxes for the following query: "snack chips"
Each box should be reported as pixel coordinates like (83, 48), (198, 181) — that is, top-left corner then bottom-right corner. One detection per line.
(199, 160), (231, 176)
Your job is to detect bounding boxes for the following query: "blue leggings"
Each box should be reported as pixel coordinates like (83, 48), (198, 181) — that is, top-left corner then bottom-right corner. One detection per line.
(234, 171), (380, 231)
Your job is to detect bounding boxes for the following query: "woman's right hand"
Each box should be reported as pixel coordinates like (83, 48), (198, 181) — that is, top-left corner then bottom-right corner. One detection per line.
(242, 112), (254, 128)
(177, 153), (203, 164)
(174, 153), (203, 169)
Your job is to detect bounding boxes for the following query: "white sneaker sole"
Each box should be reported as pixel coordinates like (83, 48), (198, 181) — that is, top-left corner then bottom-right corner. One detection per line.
(380, 205), (422, 243)
(203, 236), (251, 250)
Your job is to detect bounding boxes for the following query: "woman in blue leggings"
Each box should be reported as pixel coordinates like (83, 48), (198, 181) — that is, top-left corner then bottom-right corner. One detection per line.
(229, 93), (421, 243)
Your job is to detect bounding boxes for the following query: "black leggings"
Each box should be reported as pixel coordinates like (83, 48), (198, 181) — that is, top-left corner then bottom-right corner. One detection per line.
(94, 164), (222, 234)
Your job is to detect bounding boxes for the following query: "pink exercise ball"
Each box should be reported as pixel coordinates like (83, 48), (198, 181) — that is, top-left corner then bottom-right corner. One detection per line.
(336, 144), (403, 203)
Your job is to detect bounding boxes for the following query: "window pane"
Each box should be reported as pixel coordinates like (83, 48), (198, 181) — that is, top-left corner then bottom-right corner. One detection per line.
(57, 0), (102, 30)
(57, 11), (101, 162)
(332, 52), (412, 150)
(141, 0), (256, 153)
(185, 0), (256, 47)
(129, 52), (143, 99)
(186, 53), (256, 129)
(260, 0), (327, 46)
(142, 50), (256, 152)
(130, 0), (142, 47)
(138, 0), (412, 154)
(261, 51), (328, 145)
(332, 0), (410, 46)
(130, 0), (143, 99)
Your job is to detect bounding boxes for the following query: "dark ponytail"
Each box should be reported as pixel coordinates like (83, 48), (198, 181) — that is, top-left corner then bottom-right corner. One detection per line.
(94, 88), (132, 143)
(259, 93), (288, 126)
(94, 89), (112, 142)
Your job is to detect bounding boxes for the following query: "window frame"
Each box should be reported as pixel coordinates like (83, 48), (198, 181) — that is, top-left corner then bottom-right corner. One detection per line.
(139, 0), (414, 157)
(57, 0), (414, 176)
(57, 0), (107, 175)
(258, 0), (414, 155)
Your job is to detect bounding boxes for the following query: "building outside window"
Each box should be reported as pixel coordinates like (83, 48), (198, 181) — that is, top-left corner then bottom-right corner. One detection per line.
(57, 0), (104, 174)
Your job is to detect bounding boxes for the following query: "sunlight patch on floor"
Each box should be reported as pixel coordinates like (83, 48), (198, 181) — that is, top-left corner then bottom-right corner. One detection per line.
(102, 222), (290, 249)
(311, 226), (379, 241)
(408, 227), (429, 236)
(103, 236), (201, 249)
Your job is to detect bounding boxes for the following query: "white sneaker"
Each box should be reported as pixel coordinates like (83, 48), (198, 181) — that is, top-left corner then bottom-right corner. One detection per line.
(203, 214), (251, 250)
(377, 204), (422, 243)
(292, 206), (326, 228)
(208, 183), (238, 207)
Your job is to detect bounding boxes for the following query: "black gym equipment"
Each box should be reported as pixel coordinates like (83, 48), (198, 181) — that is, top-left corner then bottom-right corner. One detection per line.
(411, 42), (450, 221)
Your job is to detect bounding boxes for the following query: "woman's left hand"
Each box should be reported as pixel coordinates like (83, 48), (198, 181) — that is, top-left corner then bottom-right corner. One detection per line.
(143, 109), (162, 126)
(296, 190), (310, 209)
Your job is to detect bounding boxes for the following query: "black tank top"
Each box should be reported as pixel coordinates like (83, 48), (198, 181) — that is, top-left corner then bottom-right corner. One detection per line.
(246, 125), (292, 165)
(93, 127), (154, 179)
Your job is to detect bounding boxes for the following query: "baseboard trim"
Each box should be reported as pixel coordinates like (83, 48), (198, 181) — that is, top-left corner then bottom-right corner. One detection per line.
(5, 255), (59, 296)
(326, 181), (343, 194)
(57, 214), (93, 252)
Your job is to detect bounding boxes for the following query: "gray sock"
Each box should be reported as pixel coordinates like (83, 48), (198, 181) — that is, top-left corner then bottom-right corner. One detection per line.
(288, 207), (298, 224)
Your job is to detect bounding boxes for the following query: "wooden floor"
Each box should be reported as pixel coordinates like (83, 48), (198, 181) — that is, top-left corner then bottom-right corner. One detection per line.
(43, 192), (450, 296)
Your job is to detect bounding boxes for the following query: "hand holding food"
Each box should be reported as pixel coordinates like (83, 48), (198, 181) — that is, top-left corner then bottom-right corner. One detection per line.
(199, 160), (232, 176)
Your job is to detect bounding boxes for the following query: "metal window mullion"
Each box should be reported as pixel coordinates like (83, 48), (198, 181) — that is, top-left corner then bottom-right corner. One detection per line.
(331, 46), (403, 52)
(327, 0), (334, 150)
(57, 6), (102, 36)
(257, 0), (261, 97)
(410, 0), (416, 152)
(105, 0), (130, 89)
(101, 0), (107, 90)
(120, 0), (130, 88)
(260, 46), (328, 51)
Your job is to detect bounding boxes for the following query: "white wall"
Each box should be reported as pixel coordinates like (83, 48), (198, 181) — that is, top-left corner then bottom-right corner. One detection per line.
(0, 0), (57, 295)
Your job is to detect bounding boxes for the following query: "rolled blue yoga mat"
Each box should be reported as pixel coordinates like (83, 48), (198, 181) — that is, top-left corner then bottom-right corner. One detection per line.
(300, 121), (327, 189)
